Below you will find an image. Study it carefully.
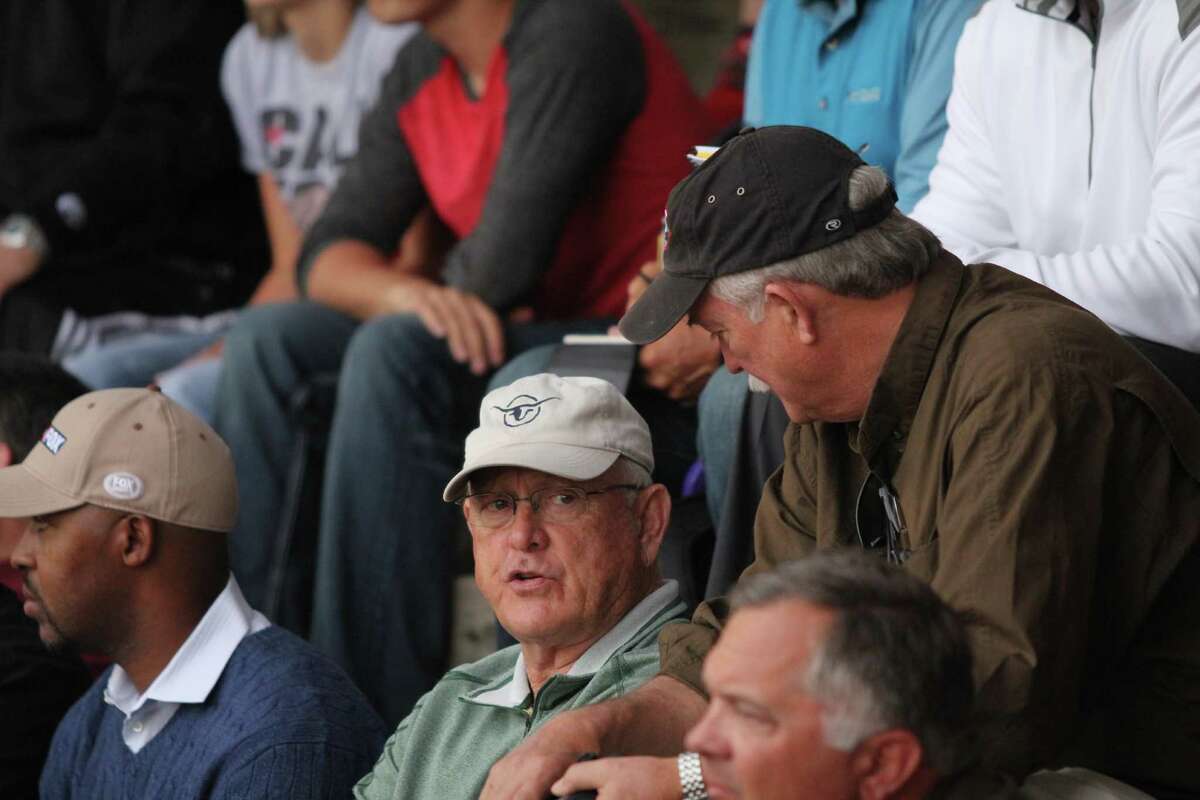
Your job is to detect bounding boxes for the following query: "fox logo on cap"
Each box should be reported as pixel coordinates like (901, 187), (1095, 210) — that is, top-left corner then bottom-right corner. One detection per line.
(493, 395), (559, 428)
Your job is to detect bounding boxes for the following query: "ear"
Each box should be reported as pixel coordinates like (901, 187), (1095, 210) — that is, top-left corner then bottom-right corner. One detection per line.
(633, 483), (671, 566)
(115, 514), (157, 568)
(763, 282), (818, 345)
(0, 442), (13, 468)
(852, 729), (926, 800)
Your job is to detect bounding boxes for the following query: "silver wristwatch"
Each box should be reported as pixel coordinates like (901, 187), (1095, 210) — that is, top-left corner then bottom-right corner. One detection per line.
(0, 213), (49, 257)
(677, 752), (708, 800)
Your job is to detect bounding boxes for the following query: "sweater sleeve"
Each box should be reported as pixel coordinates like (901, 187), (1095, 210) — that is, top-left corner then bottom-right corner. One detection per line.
(215, 740), (384, 800)
(295, 37), (437, 294)
(437, 1), (645, 310)
(351, 713), (416, 800)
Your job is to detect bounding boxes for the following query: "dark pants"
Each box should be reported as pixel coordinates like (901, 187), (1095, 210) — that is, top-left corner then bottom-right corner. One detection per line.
(0, 288), (63, 354)
(214, 301), (605, 724)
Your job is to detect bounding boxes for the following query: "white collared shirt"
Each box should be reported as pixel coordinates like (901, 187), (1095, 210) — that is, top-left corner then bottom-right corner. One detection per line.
(102, 575), (270, 753)
(470, 580), (682, 709)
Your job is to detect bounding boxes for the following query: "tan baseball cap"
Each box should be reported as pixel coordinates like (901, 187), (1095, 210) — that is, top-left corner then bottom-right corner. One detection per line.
(0, 387), (238, 532)
(442, 374), (654, 501)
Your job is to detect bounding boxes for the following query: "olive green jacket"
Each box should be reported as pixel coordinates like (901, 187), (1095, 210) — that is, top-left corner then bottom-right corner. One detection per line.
(660, 252), (1200, 797)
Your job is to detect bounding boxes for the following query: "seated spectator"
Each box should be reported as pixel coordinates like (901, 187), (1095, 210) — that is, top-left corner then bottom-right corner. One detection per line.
(0, 356), (92, 800)
(695, 0), (983, 557)
(912, 0), (1200, 403)
(0, 0), (266, 356)
(352, 373), (685, 798)
(480, 127), (1200, 799)
(553, 551), (1005, 799)
(61, 0), (418, 422)
(215, 0), (711, 724)
(3, 388), (385, 798)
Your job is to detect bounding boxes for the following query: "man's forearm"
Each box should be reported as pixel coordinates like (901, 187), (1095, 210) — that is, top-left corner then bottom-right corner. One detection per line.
(304, 240), (405, 320)
(597, 675), (706, 756)
(481, 675), (705, 800)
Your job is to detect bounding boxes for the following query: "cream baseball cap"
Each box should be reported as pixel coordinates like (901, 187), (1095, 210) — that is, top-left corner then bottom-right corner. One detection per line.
(0, 387), (238, 532)
(442, 374), (653, 501)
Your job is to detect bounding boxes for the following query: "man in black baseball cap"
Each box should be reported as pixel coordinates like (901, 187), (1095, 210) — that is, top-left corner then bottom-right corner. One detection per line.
(479, 126), (1200, 799)
(619, 125), (897, 347)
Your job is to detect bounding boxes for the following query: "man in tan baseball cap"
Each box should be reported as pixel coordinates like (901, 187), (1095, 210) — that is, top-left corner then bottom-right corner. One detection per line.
(353, 374), (688, 799)
(4, 387), (386, 799)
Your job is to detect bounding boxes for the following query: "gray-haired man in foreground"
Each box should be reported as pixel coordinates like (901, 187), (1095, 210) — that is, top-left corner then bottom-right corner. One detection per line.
(552, 550), (985, 800)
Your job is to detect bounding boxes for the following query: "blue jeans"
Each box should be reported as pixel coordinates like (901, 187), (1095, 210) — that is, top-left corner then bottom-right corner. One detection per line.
(214, 301), (605, 724)
(62, 330), (226, 422)
(696, 367), (749, 526)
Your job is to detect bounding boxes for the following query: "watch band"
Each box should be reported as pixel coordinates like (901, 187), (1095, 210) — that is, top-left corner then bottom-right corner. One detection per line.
(677, 751), (708, 800)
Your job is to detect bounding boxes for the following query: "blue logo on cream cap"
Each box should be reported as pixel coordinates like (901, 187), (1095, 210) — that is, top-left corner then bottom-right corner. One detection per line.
(443, 374), (653, 501)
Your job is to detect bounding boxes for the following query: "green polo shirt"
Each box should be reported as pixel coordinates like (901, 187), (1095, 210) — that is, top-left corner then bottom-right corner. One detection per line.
(354, 581), (687, 800)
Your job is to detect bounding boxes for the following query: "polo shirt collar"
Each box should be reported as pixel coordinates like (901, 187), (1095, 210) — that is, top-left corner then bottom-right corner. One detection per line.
(854, 249), (964, 474)
(104, 574), (269, 714)
(799, 0), (862, 36)
(466, 580), (682, 709)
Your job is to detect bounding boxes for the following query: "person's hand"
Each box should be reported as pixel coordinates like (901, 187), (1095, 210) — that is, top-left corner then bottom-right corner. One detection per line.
(623, 259), (661, 313)
(481, 713), (604, 800)
(381, 276), (505, 375)
(0, 245), (44, 299)
(617, 258), (719, 402)
(637, 320), (720, 403)
(552, 756), (681, 800)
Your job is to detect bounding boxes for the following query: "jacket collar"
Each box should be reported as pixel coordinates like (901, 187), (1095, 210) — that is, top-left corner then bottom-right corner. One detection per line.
(464, 580), (684, 709)
(854, 249), (964, 475)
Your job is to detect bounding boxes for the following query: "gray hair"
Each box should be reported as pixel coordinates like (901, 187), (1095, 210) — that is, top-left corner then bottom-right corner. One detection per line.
(709, 166), (941, 322)
(730, 550), (975, 776)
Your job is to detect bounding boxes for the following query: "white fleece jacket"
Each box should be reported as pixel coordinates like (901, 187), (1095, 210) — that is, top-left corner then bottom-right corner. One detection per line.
(912, 0), (1200, 351)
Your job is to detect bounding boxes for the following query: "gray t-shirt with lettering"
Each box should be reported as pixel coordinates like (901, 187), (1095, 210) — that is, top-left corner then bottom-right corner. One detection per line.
(220, 9), (416, 230)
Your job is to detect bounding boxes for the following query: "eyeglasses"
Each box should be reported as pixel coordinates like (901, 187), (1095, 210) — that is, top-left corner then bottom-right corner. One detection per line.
(455, 484), (643, 529)
(855, 471), (911, 565)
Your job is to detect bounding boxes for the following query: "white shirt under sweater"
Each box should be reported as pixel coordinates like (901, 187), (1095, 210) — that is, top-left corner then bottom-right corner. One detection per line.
(220, 9), (416, 230)
(912, 0), (1200, 352)
(102, 575), (269, 753)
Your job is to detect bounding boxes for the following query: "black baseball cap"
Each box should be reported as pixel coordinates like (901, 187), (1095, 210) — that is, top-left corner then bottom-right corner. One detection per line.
(618, 126), (897, 344)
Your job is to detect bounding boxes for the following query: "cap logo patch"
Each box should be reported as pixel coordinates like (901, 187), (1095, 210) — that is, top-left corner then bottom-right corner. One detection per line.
(103, 472), (144, 501)
(494, 395), (559, 428)
(825, 219), (843, 231)
(41, 426), (67, 455)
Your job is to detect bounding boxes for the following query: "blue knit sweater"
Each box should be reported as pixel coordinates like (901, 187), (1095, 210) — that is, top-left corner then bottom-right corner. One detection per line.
(40, 626), (387, 799)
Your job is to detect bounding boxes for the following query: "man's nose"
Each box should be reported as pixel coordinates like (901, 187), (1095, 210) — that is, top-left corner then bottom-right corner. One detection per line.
(721, 349), (743, 375)
(506, 500), (546, 551)
(9, 526), (34, 570)
(683, 704), (728, 758)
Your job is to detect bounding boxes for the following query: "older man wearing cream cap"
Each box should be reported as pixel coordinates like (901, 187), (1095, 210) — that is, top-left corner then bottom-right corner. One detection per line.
(353, 373), (686, 800)
(2, 387), (385, 799)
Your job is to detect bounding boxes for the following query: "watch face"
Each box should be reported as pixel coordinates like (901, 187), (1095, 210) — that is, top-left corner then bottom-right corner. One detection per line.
(0, 221), (28, 249)
(0, 215), (43, 252)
